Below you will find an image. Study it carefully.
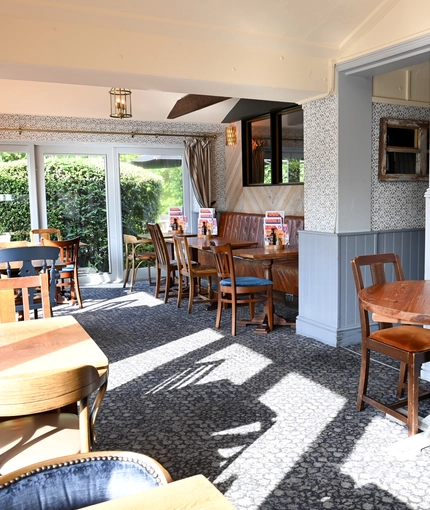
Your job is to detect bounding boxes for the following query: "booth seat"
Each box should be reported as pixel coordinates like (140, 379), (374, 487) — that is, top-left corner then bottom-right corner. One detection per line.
(198, 212), (304, 297)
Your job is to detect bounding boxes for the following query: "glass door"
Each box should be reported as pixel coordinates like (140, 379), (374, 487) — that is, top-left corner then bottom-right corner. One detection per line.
(117, 147), (192, 281)
(0, 146), (37, 241)
(119, 151), (185, 235)
(36, 146), (112, 284)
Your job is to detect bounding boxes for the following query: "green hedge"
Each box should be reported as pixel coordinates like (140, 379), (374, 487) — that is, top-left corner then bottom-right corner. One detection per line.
(0, 155), (161, 272)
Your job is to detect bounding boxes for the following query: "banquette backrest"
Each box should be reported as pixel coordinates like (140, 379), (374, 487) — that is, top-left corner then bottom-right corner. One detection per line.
(218, 212), (304, 247)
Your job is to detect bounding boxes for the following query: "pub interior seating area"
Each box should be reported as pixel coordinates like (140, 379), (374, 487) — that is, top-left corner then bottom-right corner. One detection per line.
(1, 0), (430, 508)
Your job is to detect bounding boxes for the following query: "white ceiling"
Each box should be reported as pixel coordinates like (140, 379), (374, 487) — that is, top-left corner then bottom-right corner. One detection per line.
(0, 0), (405, 123)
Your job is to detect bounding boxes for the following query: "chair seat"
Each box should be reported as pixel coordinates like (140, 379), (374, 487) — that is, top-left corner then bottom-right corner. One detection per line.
(220, 276), (273, 287)
(0, 451), (171, 510)
(135, 252), (155, 261)
(0, 413), (81, 475)
(370, 325), (430, 352)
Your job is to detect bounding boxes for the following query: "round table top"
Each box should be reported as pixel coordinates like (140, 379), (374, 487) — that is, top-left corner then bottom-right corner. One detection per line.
(358, 280), (430, 325)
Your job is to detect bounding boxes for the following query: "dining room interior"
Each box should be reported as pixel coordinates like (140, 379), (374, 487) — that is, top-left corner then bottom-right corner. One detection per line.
(1, 0), (430, 508)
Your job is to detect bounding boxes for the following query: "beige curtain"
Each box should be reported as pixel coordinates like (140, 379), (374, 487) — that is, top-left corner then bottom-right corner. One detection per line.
(184, 138), (212, 208)
(252, 139), (266, 184)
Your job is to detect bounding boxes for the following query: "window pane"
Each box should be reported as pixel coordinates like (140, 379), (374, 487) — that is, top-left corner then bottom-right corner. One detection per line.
(386, 152), (417, 174)
(281, 109), (304, 184)
(250, 117), (271, 184)
(387, 127), (416, 148)
(44, 154), (109, 273)
(0, 152), (30, 240)
(119, 153), (183, 236)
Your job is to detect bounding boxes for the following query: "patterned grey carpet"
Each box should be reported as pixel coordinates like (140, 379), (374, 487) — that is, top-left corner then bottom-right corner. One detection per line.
(56, 281), (430, 510)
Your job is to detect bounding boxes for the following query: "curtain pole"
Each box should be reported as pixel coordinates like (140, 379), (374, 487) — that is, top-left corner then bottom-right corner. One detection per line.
(0, 127), (218, 139)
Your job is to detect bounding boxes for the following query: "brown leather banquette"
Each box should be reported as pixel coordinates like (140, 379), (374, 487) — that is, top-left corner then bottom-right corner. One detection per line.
(198, 212), (304, 297)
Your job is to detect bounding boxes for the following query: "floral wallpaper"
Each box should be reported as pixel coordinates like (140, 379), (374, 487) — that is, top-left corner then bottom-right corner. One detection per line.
(303, 96), (430, 233)
(303, 95), (338, 233)
(0, 114), (227, 213)
(371, 103), (429, 231)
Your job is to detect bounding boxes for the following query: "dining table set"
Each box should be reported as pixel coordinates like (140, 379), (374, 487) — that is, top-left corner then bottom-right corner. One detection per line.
(155, 232), (300, 334)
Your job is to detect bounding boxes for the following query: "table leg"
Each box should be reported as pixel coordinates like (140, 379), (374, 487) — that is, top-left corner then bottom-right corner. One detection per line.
(238, 259), (295, 331)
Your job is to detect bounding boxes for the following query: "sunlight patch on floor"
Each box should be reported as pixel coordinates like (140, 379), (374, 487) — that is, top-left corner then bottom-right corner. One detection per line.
(196, 344), (272, 386)
(108, 329), (224, 391)
(214, 372), (346, 510)
(340, 415), (430, 507)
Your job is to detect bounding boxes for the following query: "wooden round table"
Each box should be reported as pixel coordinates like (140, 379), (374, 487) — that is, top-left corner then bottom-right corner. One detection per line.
(358, 280), (430, 325)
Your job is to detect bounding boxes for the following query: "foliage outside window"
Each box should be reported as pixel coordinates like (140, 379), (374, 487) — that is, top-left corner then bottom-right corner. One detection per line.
(0, 153), (162, 273)
(242, 106), (304, 186)
(378, 118), (429, 181)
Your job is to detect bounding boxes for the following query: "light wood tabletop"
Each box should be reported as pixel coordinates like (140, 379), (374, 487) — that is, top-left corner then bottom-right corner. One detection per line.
(0, 315), (108, 377)
(85, 474), (236, 509)
(358, 280), (430, 325)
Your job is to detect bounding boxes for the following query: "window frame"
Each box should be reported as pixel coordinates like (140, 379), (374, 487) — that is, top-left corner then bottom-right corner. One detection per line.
(242, 106), (304, 187)
(378, 117), (429, 182)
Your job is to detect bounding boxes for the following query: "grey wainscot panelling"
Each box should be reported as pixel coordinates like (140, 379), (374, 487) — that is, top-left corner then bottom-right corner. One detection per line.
(296, 228), (425, 347)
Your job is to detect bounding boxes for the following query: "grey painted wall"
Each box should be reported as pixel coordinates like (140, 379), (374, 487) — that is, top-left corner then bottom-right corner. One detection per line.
(297, 228), (425, 347)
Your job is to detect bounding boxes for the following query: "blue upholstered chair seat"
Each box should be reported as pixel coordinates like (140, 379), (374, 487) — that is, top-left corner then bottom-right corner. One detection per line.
(220, 276), (273, 287)
(0, 453), (170, 510)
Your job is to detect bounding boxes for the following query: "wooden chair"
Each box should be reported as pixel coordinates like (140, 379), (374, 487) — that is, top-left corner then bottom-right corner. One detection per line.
(210, 243), (274, 336)
(0, 245), (60, 318)
(123, 234), (156, 291)
(0, 364), (107, 475)
(351, 253), (430, 436)
(174, 235), (217, 313)
(147, 222), (179, 303)
(42, 237), (83, 308)
(30, 228), (62, 244)
(0, 273), (51, 323)
(0, 451), (171, 510)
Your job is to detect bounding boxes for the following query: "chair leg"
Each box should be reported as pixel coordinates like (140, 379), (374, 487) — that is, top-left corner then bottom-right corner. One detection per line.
(215, 294), (223, 329)
(164, 270), (172, 304)
(187, 277), (196, 314)
(397, 361), (408, 398)
(357, 347), (370, 411)
(155, 266), (161, 298)
(231, 297), (237, 336)
(74, 275), (83, 309)
(123, 260), (131, 288)
(267, 288), (274, 331)
(249, 294), (255, 320)
(177, 272), (184, 308)
(407, 356), (419, 436)
(147, 260), (153, 286)
(130, 260), (137, 292)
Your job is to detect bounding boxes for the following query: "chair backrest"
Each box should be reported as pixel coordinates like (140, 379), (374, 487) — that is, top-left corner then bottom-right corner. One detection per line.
(42, 237), (80, 266)
(174, 235), (193, 275)
(147, 223), (172, 267)
(350, 252), (405, 337)
(0, 273), (51, 323)
(0, 451), (172, 510)
(0, 245), (60, 310)
(0, 364), (101, 417)
(210, 242), (236, 282)
(123, 234), (139, 258)
(30, 228), (62, 244)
